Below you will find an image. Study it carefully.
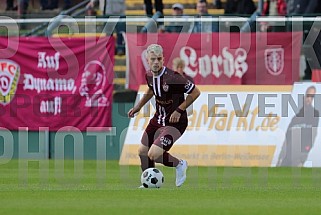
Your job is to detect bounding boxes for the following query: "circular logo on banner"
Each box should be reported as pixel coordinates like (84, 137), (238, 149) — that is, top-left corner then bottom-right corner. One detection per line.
(0, 59), (20, 105)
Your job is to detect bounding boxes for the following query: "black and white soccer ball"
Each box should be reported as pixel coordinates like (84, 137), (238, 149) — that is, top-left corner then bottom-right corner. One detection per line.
(141, 168), (164, 188)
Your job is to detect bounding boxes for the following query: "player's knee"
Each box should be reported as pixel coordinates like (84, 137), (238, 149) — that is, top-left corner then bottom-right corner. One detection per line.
(138, 145), (148, 156)
(147, 150), (162, 161)
(148, 152), (158, 161)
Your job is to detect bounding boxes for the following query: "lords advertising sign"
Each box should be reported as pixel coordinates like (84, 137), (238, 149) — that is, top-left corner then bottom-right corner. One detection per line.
(125, 32), (302, 90)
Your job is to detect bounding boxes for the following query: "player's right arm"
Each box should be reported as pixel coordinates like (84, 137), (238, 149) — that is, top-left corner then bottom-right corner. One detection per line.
(128, 88), (154, 118)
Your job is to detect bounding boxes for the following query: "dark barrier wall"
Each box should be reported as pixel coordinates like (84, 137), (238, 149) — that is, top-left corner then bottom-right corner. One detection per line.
(0, 102), (133, 160)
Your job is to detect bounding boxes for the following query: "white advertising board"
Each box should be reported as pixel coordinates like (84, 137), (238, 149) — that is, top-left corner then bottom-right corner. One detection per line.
(120, 84), (321, 167)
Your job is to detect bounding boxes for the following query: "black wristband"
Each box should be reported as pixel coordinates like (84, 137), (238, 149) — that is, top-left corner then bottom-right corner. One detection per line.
(176, 108), (185, 114)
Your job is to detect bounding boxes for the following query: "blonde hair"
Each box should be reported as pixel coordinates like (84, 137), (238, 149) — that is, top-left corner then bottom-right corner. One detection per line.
(146, 44), (163, 56)
(172, 57), (185, 70)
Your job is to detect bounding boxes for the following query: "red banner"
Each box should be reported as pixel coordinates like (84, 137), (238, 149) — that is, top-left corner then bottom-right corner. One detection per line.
(0, 36), (114, 131)
(125, 32), (302, 91)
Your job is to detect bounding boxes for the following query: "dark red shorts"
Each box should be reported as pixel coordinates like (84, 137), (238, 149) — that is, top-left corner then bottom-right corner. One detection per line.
(141, 118), (188, 151)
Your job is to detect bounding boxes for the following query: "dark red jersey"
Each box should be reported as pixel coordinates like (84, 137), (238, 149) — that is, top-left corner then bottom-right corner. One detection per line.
(145, 67), (195, 126)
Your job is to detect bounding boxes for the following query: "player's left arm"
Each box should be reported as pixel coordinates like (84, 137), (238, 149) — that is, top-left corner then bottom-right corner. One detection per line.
(177, 86), (200, 112)
(169, 86), (200, 123)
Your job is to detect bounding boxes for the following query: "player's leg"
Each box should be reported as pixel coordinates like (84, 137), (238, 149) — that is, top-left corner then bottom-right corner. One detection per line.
(148, 126), (182, 167)
(149, 140), (187, 187)
(138, 123), (158, 171)
(138, 144), (155, 171)
(138, 144), (151, 188)
(148, 144), (180, 167)
(150, 125), (188, 187)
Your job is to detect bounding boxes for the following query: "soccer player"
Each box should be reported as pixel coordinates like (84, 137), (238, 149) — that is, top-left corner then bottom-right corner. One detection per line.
(128, 44), (200, 187)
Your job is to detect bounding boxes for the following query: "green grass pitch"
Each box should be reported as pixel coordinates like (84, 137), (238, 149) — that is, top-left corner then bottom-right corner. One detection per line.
(0, 160), (321, 215)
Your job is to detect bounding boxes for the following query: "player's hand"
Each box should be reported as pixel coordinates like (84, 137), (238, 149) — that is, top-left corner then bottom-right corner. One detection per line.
(128, 107), (139, 118)
(169, 111), (181, 123)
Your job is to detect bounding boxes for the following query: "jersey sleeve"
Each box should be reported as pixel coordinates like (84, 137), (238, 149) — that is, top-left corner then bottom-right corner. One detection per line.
(174, 73), (195, 94)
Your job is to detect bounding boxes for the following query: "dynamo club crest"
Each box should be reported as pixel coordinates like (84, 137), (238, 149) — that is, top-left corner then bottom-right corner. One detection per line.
(0, 60), (20, 105)
(264, 48), (284, 76)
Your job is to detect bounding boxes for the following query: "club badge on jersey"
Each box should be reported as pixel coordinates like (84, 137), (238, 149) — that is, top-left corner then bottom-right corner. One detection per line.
(162, 83), (169, 92)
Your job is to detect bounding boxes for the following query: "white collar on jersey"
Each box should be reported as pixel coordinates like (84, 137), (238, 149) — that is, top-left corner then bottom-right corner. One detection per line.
(152, 66), (166, 77)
